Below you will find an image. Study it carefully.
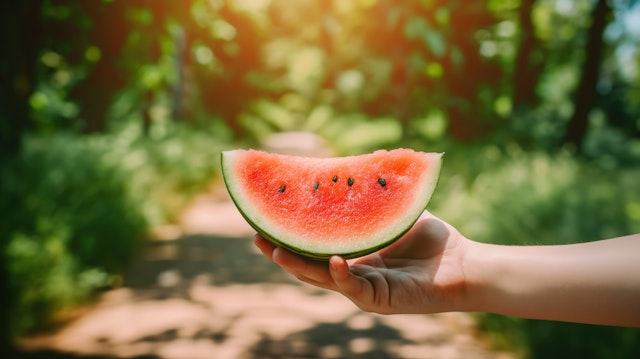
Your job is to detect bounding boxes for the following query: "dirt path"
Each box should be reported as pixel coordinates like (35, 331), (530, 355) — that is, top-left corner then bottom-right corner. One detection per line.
(15, 180), (515, 359)
(16, 132), (516, 359)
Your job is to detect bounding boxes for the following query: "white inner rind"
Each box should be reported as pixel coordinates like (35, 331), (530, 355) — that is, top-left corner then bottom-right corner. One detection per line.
(222, 149), (443, 257)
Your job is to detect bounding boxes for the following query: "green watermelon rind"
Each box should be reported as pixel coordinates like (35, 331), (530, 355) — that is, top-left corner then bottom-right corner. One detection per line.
(221, 149), (443, 261)
(252, 214), (422, 260)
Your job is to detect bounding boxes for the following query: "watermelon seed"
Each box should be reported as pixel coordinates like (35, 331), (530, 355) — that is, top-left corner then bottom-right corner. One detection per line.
(348, 177), (354, 186)
(313, 182), (319, 190)
(279, 185), (286, 193)
(332, 175), (338, 183)
(378, 177), (386, 187)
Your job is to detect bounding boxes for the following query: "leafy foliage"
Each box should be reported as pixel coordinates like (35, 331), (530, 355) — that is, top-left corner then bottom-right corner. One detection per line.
(1, 0), (640, 356)
(1, 134), (145, 335)
(435, 147), (640, 245)
(431, 147), (640, 358)
(0, 122), (227, 337)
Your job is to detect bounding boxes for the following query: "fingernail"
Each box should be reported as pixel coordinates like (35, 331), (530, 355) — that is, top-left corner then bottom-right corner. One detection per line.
(329, 256), (341, 271)
(273, 247), (291, 267)
(272, 247), (283, 264)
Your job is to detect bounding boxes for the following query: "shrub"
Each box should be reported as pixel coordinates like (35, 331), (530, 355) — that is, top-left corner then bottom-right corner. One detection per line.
(0, 134), (147, 336)
(432, 146), (640, 358)
(107, 122), (228, 226)
(0, 122), (228, 338)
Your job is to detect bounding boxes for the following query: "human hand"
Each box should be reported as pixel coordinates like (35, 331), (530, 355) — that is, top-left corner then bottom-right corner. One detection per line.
(256, 210), (640, 326)
(254, 211), (471, 315)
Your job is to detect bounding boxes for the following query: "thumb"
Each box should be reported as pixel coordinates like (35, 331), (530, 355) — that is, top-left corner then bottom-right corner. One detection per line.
(329, 256), (370, 299)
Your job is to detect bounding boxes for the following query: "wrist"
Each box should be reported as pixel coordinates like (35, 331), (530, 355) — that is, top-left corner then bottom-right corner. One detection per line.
(459, 239), (504, 314)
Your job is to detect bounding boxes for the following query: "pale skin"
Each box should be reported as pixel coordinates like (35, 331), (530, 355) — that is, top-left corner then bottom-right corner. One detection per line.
(254, 211), (640, 327)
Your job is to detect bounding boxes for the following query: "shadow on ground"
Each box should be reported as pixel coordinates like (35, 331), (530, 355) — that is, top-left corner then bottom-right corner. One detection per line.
(124, 233), (298, 289)
(6, 347), (160, 359)
(14, 190), (512, 359)
(250, 320), (410, 359)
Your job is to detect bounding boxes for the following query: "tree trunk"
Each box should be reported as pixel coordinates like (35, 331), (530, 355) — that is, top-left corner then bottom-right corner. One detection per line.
(0, 1), (42, 156)
(563, 0), (612, 151)
(72, 1), (130, 133)
(0, 0), (44, 347)
(513, 0), (543, 110)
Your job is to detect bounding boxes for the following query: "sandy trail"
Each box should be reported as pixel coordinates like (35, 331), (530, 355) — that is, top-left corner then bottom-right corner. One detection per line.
(16, 134), (515, 359)
(16, 182), (514, 359)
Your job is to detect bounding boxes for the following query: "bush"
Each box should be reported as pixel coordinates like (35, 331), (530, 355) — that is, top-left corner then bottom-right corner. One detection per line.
(0, 123), (227, 339)
(0, 134), (147, 336)
(432, 146), (640, 358)
(107, 122), (229, 226)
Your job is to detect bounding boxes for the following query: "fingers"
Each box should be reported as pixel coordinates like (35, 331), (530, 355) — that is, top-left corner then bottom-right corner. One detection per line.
(328, 256), (350, 281)
(272, 247), (330, 283)
(329, 256), (373, 306)
(254, 234), (336, 290)
(254, 234), (277, 260)
(255, 236), (384, 311)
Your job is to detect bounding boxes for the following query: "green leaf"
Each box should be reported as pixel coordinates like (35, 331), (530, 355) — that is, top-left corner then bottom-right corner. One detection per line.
(423, 29), (446, 57)
(403, 17), (429, 39)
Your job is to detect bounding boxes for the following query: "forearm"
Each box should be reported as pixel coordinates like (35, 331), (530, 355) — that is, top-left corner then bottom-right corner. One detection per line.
(463, 235), (640, 327)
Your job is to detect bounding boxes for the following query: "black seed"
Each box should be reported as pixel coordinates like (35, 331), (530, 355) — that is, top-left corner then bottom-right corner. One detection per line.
(279, 185), (286, 193)
(332, 175), (338, 182)
(348, 177), (354, 186)
(378, 177), (386, 187)
(313, 182), (319, 190)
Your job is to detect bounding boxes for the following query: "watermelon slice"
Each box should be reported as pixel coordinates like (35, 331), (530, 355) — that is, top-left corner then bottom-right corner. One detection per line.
(221, 148), (443, 259)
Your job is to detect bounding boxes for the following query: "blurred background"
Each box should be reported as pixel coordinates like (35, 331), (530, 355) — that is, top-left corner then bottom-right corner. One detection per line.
(1, 0), (640, 358)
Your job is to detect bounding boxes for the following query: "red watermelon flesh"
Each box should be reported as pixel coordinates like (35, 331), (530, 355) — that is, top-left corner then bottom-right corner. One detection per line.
(221, 148), (443, 259)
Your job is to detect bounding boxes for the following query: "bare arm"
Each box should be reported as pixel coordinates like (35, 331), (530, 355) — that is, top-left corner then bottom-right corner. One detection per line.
(255, 211), (640, 327)
(465, 234), (640, 327)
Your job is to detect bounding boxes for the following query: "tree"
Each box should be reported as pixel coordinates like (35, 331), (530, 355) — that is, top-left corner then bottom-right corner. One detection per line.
(512, 0), (543, 111)
(0, 1), (43, 156)
(563, 0), (612, 150)
(0, 1), (43, 346)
